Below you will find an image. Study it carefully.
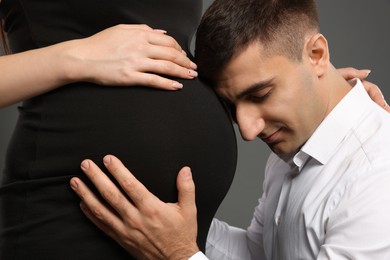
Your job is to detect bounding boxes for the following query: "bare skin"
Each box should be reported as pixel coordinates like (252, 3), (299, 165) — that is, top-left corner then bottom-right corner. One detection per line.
(70, 68), (389, 259)
(338, 68), (389, 112)
(71, 155), (198, 260)
(0, 24), (197, 108)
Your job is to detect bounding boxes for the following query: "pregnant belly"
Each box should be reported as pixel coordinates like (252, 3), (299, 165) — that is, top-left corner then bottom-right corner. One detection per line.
(2, 78), (237, 255)
(15, 79), (235, 188)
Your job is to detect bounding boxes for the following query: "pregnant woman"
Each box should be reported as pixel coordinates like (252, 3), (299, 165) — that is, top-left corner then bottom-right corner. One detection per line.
(0, 0), (237, 259)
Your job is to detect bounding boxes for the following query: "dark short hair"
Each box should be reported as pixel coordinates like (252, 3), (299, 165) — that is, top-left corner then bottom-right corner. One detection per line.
(195, 0), (320, 86)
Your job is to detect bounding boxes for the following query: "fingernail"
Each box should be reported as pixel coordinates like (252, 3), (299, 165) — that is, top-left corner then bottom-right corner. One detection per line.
(154, 29), (167, 34)
(384, 100), (388, 108)
(172, 82), (183, 90)
(81, 160), (90, 170)
(189, 70), (198, 78)
(184, 167), (192, 180)
(70, 179), (78, 190)
(362, 69), (371, 76)
(103, 155), (111, 165)
(190, 61), (198, 70)
(182, 50), (187, 56)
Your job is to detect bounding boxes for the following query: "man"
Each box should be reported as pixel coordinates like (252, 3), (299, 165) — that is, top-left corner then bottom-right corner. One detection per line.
(70, 0), (390, 259)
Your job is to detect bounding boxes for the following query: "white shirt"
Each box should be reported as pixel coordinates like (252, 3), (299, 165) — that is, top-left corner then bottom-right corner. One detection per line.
(192, 79), (390, 260)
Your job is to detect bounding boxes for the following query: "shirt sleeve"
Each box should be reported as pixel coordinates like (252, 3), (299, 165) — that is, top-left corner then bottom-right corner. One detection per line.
(205, 195), (267, 260)
(205, 218), (251, 259)
(204, 154), (276, 259)
(317, 167), (390, 259)
(188, 251), (209, 260)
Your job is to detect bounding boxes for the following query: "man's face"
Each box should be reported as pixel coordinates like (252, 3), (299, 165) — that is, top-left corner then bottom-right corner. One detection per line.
(216, 42), (328, 156)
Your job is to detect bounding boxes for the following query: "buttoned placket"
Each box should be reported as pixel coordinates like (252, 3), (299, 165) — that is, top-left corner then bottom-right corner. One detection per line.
(271, 165), (297, 260)
(271, 151), (310, 260)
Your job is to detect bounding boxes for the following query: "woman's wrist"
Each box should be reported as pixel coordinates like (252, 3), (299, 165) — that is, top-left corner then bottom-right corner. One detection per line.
(54, 38), (90, 85)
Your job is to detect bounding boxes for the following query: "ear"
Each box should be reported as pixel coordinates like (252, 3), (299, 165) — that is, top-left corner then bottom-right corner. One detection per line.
(304, 33), (329, 78)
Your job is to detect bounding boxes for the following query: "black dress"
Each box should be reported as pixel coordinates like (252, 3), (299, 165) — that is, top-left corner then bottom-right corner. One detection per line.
(0, 0), (237, 259)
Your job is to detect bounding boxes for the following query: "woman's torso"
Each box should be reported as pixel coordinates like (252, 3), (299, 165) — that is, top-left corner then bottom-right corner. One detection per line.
(0, 0), (237, 259)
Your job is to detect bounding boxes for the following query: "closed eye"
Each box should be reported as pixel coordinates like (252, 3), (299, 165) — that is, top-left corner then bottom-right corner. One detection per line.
(247, 91), (271, 103)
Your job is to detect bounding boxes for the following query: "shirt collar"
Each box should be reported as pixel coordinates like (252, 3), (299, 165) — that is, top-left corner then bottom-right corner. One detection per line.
(291, 79), (371, 171)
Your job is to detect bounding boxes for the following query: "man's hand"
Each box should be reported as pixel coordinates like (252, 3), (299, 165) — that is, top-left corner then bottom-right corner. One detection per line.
(70, 155), (200, 260)
(338, 67), (390, 112)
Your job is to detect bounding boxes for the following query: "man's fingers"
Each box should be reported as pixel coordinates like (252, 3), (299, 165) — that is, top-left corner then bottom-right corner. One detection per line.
(77, 159), (138, 216)
(103, 155), (156, 209)
(70, 177), (124, 233)
(79, 201), (120, 240)
(176, 167), (197, 214)
(78, 201), (145, 255)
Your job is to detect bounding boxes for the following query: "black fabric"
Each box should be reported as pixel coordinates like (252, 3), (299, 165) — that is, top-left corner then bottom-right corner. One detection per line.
(0, 0), (238, 259)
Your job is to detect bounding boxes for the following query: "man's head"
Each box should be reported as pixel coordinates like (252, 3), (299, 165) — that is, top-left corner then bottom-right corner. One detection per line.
(195, 0), (320, 86)
(195, 0), (347, 157)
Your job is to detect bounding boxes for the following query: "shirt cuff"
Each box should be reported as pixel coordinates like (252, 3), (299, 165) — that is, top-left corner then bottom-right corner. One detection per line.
(188, 251), (209, 260)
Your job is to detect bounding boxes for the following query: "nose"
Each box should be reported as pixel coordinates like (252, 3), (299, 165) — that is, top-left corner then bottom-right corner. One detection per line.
(236, 105), (265, 141)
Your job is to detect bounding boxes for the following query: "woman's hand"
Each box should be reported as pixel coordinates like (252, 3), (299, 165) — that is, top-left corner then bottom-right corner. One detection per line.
(0, 24), (197, 108)
(337, 67), (390, 112)
(67, 24), (198, 90)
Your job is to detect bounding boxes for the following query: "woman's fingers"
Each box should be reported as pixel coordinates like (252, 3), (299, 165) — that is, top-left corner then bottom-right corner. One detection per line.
(361, 80), (390, 112)
(127, 72), (185, 90)
(141, 58), (197, 79)
(337, 67), (389, 113)
(123, 26), (195, 70)
(337, 67), (371, 81)
(70, 24), (198, 89)
(146, 45), (197, 70)
(147, 30), (183, 52)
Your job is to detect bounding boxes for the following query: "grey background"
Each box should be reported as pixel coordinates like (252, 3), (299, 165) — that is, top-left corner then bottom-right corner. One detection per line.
(1, 0), (389, 229)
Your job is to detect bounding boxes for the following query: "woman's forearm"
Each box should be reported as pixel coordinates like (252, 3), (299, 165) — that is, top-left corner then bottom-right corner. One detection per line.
(0, 24), (199, 108)
(0, 39), (81, 108)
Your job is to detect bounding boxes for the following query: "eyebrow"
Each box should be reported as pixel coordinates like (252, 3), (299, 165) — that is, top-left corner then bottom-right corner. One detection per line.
(236, 77), (275, 100)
